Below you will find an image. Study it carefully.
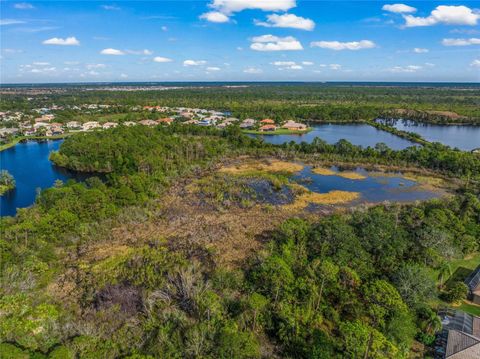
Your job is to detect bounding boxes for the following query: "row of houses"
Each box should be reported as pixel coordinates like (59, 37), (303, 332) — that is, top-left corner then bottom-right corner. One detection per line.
(240, 118), (308, 132)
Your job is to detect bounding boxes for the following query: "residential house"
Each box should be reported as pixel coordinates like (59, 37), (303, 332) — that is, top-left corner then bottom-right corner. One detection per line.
(138, 119), (158, 126)
(240, 118), (256, 129)
(436, 310), (480, 358)
(182, 119), (198, 125)
(83, 121), (100, 131)
(260, 119), (275, 124)
(282, 120), (308, 131)
(103, 122), (118, 129)
(123, 121), (137, 127)
(259, 124), (277, 132)
(33, 122), (50, 130)
(0, 128), (19, 138)
(157, 117), (174, 125)
(465, 265), (480, 305)
(66, 121), (81, 129)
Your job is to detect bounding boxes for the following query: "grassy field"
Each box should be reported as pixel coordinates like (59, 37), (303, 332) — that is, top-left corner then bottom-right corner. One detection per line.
(242, 127), (313, 135)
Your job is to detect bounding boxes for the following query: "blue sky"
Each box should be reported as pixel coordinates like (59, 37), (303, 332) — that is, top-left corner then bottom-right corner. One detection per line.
(1, 1), (479, 83)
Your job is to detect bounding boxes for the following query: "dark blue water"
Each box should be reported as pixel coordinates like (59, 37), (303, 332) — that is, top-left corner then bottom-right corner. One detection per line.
(0, 140), (86, 217)
(293, 166), (440, 203)
(249, 123), (417, 150)
(382, 119), (480, 151)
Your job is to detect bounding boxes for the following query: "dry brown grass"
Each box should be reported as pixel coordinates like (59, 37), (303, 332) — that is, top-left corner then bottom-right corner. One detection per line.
(220, 159), (303, 175)
(283, 185), (360, 210)
(312, 166), (366, 180)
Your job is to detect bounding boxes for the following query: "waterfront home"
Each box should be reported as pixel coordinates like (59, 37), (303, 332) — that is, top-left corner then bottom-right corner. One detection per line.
(83, 121), (100, 131)
(66, 121), (81, 129)
(260, 118), (275, 124)
(465, 265), (480, 305)
(50, 125), (64, 135)
(259, 124), (277, 132)
(240, 118), (256, 129)
(138, 119), (158, 126)
(436, 310), (480, 358)
(282, 120), (307, 131)
(103, 122), (118, 129)
(0, 128), (19, 138)
(33, 122), (50, 130)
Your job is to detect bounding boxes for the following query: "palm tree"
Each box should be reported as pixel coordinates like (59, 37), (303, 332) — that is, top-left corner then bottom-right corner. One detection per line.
(438, 262), (452, 289)
(425, 310), (442, 335)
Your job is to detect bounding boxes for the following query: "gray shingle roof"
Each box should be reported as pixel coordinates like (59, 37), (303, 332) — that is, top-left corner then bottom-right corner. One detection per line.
(465, 264), (480, 292)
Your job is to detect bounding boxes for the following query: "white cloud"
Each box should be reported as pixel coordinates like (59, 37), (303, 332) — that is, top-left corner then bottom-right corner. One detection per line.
(442, 38), (480, 46)
(126, 49), (153, 55)
(14, 2), (35, 10)
(250, 34), (303, 51)
(64, 61), (80, 65)
(302, 61), (314, 65)
(206, 66), (221, 71)
(311, 40), (375, 51)
(183, 60), (207, 66)
(255, 13), (314, 30)
(153, 56), (173, 63)
(382, 4), (416, 14)
(403, 6), (480, 28)
(413, 47), (429, 53)
(101, 5), (121, 10)
(120, 73), (128, 78)
(161, 26), (168, 31)
(86, 63), (106, 69)
(1, 19), (26, 25)
(43, 37), (80, 46)
(389, 65), (422, 73)
(200, 11), (230, 23)
(243, 67), (263, 74)
(471, 59), (480, 67)
(100, 48), (125, 55)
(329, 64), (342, 70)
(271, 61), (296, 66)
(32, 62), (50, 66)
(209, 0), (296, 15)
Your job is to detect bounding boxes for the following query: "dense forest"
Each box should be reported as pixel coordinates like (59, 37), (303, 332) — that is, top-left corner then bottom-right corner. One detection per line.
(1, 124), (480, 358)
(2, 84), (480, 123)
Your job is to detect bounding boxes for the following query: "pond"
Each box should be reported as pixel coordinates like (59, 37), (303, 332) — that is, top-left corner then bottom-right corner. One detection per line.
(292, 165), (442, 205)
(248, 123), (417, 150)
(0, 140), (89, 217)
(377, 119), (480, 151)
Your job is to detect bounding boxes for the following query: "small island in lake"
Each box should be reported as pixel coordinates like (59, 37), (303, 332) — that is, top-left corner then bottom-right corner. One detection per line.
(0, 170), (15, 195)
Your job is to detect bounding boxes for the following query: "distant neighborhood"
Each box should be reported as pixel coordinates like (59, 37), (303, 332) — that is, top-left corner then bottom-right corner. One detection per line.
(0, 104), (309, 145)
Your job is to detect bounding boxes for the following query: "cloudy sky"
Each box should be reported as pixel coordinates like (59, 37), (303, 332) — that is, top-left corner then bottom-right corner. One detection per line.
(1, 0), (479, 83)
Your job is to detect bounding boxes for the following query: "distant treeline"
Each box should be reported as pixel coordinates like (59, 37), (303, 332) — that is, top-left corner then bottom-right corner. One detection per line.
(2, 84), (480, 123)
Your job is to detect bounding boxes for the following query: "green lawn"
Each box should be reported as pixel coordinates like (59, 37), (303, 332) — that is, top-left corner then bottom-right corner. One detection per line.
(457, 301), (480, 317)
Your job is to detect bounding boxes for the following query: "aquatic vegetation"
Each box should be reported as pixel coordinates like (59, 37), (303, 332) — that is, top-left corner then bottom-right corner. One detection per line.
(312, 166), (367, 180)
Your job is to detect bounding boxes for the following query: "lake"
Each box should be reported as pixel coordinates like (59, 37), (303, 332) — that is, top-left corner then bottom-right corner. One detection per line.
(0, 140), (88, 217)
(378, 119), (480, 151)
(249, 123), (417, 150)
(292, 165), (442, 204)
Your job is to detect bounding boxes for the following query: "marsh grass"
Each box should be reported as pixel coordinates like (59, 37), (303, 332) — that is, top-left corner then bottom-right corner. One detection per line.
(312, 166), (367, 180)
(284, 184), (360, 210)
(220, 160), (304, 175)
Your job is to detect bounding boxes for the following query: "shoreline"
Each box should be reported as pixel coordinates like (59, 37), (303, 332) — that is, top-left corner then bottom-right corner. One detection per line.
(242, 127), (313, 135)
(0, 133), (72, 152)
